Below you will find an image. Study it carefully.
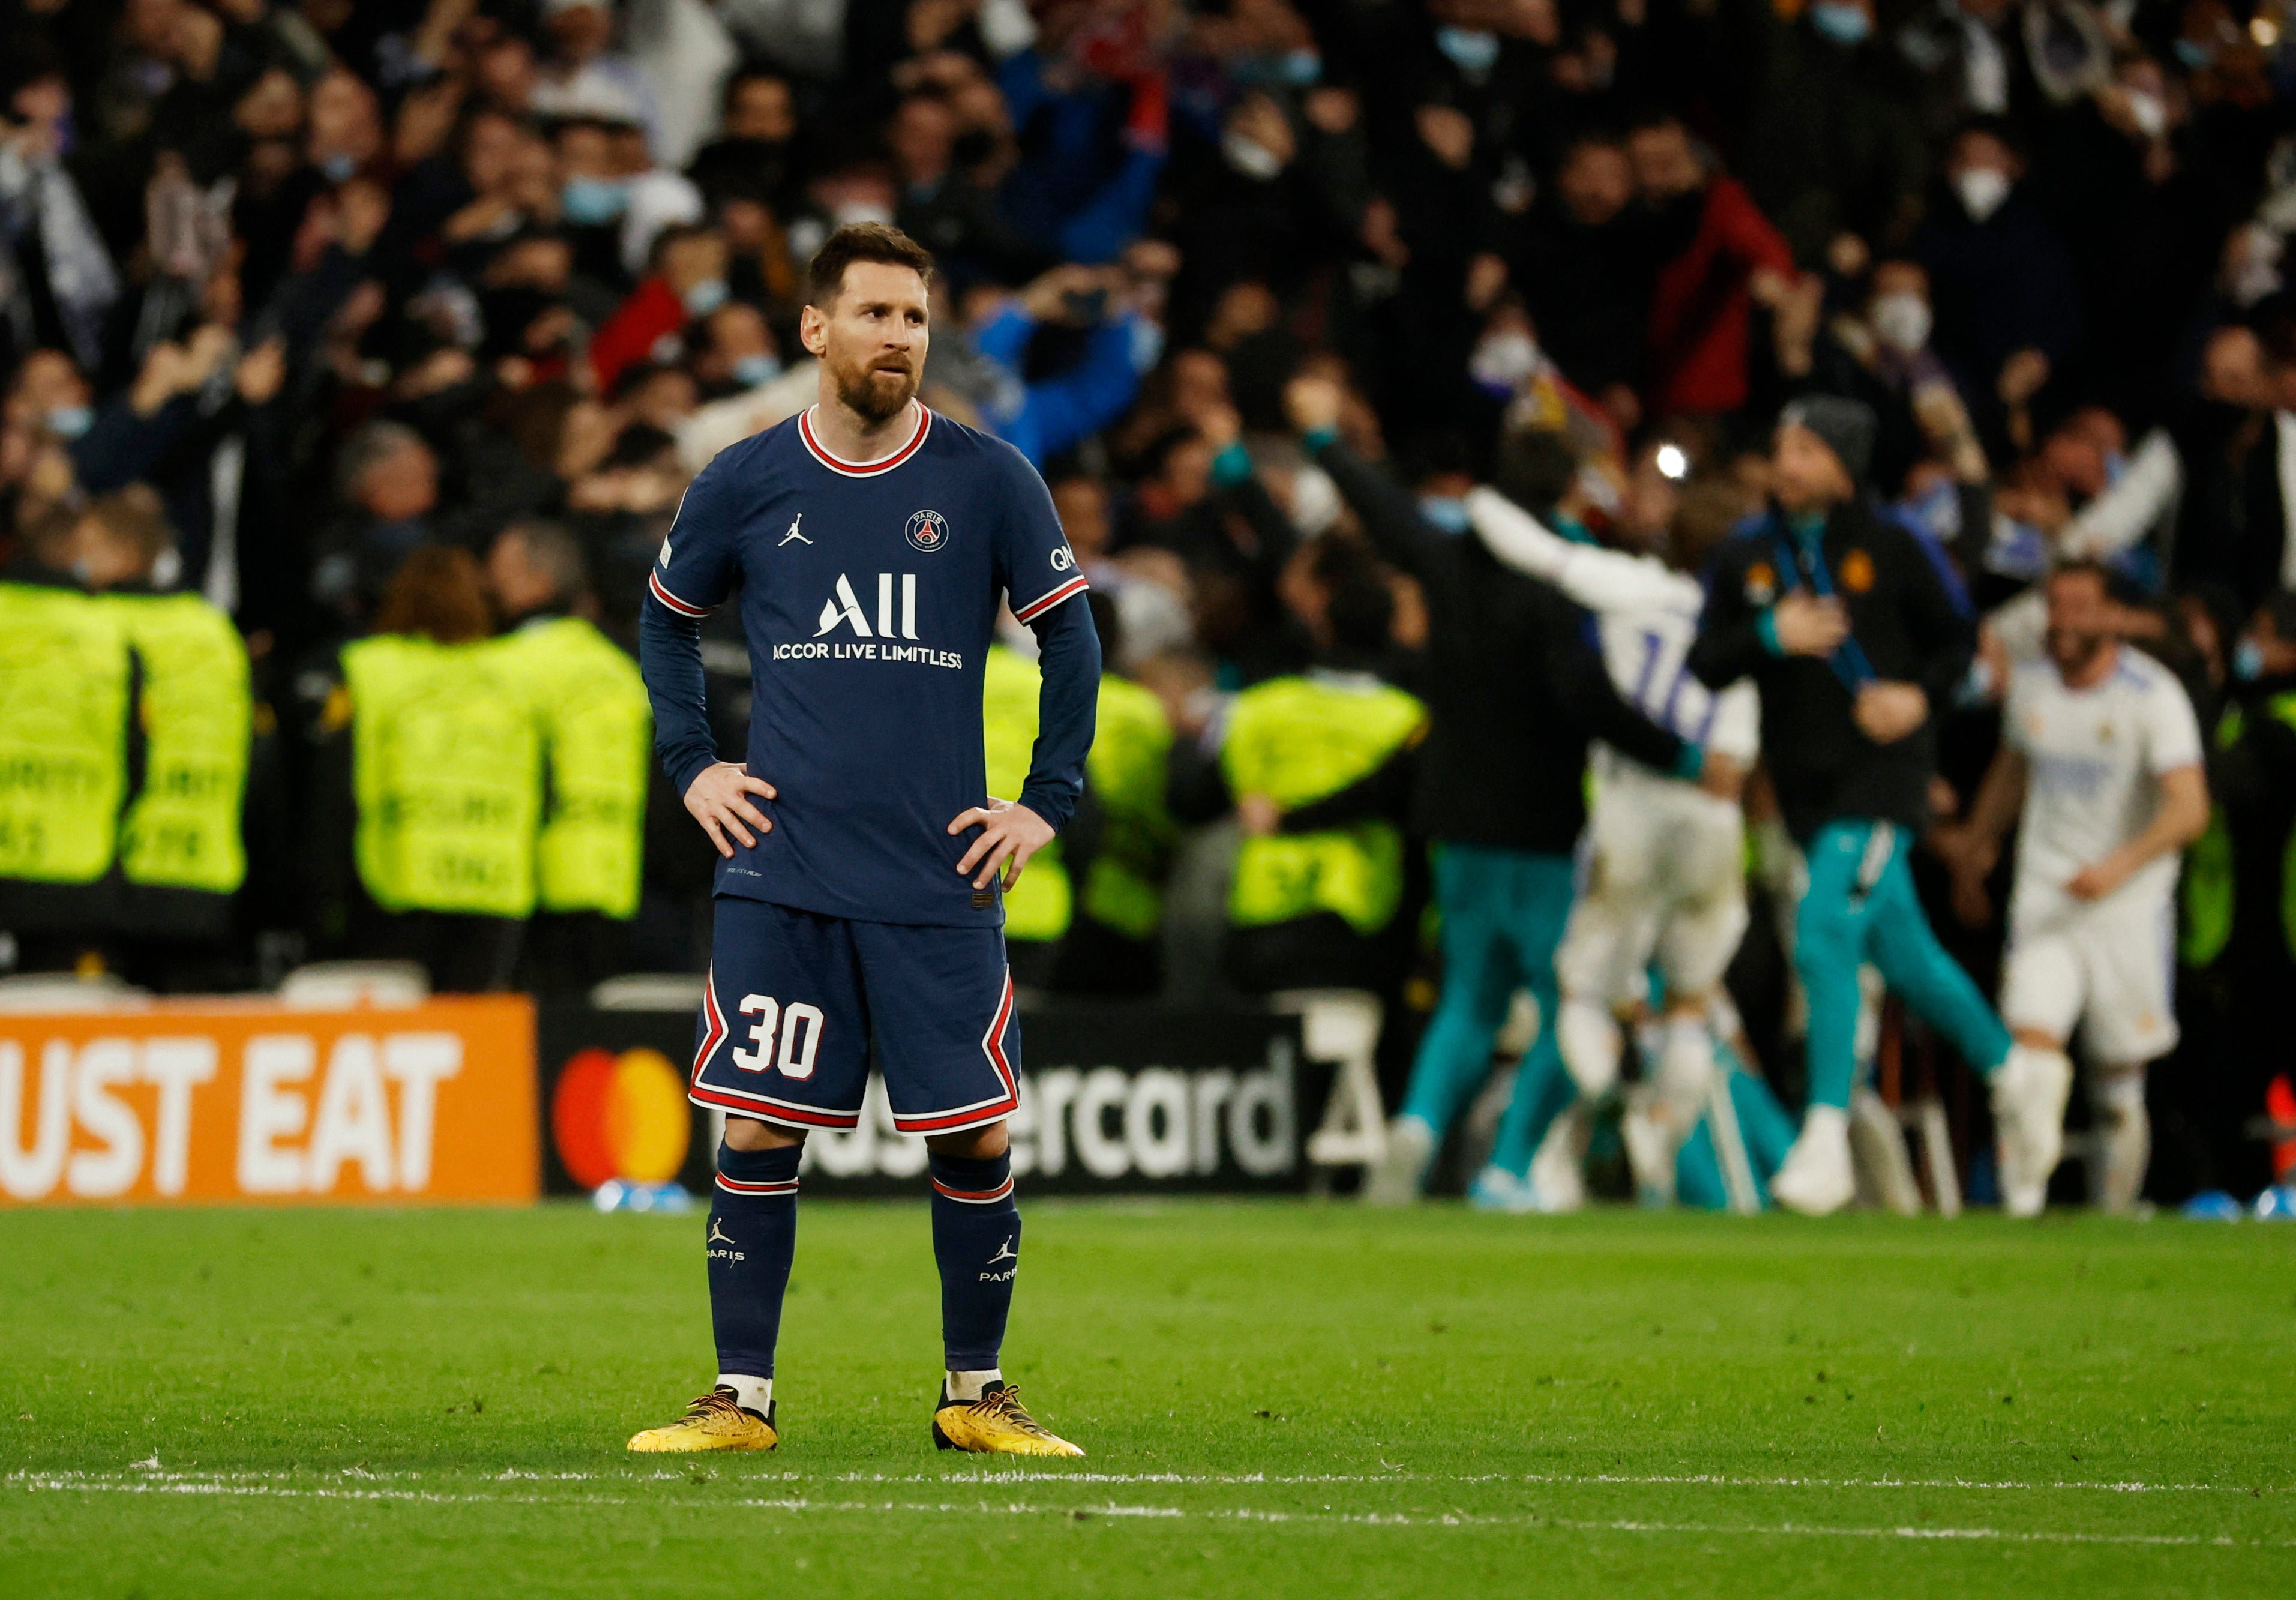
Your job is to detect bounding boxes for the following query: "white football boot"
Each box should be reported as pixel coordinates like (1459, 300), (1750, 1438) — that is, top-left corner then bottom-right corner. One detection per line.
(1527, 1101), (1591, 1213)
(1769, 1105), (1855, 1215)
(1362, 1115), (1436, 1206)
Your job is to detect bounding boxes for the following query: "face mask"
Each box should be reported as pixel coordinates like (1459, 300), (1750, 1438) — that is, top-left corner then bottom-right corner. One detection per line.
(1808, 2), (1872, 46)
(1221, 128), (1285, 181)
(2125, 89), (2167, 140)
(2233, 639), (2266, 681)
(561, 176), (630, 224)
(682, 277), (729, 316)
(1870, 291), (1932, 355)
(1435, 26), (1501, 76)
(320, 151), (359, 183)
(1955, 166), (2010, 222)
(46, 403), (92, 439)
(732, 352), (781, 387)
(1419, 495), (1470, 534)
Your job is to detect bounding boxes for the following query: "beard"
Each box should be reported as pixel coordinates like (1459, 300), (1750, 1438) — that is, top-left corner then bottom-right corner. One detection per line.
(2046, 628), (2105, 674)
(832, 356), (919, 423)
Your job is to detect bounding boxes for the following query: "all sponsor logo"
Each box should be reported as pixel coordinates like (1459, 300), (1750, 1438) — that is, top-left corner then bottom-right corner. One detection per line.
(781, 572), (964, 669)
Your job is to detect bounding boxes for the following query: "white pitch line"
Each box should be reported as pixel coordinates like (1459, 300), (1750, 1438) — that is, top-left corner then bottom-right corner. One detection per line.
(11, 1475), (2291, 1550)
(9, 1467), (2277, 1496)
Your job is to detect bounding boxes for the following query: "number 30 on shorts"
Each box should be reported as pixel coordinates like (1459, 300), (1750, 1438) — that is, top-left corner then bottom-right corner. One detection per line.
(732, 995), (826, 1080)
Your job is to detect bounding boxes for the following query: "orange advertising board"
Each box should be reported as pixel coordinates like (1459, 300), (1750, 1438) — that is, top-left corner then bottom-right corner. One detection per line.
(0, 996), (537, 1205)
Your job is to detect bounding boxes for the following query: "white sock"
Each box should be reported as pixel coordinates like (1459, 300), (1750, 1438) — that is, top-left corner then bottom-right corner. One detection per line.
(1558, 998), (1622, 1099)
(945, 1367), (1003, 1402)
(1657, 1014), (1716, 1124)
(1800, 1103), (1850, 1149)
(717, 1373), (771, 1418)
(2091, 1067), (2149, 1213)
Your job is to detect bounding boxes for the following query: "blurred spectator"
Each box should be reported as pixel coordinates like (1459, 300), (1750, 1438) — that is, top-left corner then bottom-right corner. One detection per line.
(0, 0), (2288, 1208)
(1914, 119), (2081, 453)
(1629, 113), (1802, 421)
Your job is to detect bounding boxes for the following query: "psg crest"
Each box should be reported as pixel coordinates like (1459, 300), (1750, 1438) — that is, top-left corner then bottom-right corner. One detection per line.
(904, 508), (951, 553)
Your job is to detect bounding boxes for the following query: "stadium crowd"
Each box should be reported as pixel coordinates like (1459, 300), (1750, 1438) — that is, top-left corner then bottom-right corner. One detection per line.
(4, 0), (2296, 1210)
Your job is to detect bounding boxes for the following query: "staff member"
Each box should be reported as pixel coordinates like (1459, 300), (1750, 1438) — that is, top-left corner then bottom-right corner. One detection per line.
(1689, 396), (2069, 1215)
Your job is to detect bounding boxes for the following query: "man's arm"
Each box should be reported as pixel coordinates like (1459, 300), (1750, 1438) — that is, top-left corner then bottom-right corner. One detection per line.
(2067, 763), (2208, 902)
(1267, 732), (1420, 834)
(639, 597), (775, 858)
(637, 461), (769, 858)
(951, 598), (1101, 889)
(1540, 591), (1694, 777)
(1018, 597), (1101, 831)
(637, 597), (716, 798)
(1850, 523), (1975, 745)
(1285, 375), (1441, 580)
(1952, 739), (2027, 873)
(1465, 484), (1687, 613)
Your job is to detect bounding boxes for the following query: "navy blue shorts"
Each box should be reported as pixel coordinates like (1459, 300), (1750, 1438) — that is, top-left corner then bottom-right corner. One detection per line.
(688, 897), (1021, 1135)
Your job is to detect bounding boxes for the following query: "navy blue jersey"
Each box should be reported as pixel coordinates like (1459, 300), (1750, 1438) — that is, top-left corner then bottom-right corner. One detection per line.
(648, 403), (1089, 926)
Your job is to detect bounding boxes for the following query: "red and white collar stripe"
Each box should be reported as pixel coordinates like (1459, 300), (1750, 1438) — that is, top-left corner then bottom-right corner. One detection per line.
(798, 402), (931, 477)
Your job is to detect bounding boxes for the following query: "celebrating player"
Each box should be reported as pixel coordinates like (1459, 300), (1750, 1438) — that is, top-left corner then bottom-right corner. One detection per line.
(1467, 475), (1760, 1205)
(1689, 397), (2069, 1216)
(627, 223), (1099, 1455)
(1940, 562), (2208, 1212)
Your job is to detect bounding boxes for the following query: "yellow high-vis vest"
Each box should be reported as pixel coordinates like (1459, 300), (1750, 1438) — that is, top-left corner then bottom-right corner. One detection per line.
(0, 582), (130, 885)
(1222, 673), (1425, 934)
(497, 617), (652, 918)
(343, 634), (542, 918)
(982, 645), (1071, 942)
(103, 592), (251, 894)
(1081, 672), (1173, 939)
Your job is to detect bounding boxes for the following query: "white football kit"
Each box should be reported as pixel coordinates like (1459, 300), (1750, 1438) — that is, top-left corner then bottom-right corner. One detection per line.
(1465, 487), (1760, 1005)
(2000, 648), (2202, 1065)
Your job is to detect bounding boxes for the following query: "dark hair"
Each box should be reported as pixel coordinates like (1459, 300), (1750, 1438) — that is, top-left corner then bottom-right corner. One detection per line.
(499, 516), (588, 600)
(1313, 536), (1396, 655)
(374, 544), (492, 644)
(806, 221), (934, 310)
(81, 484), (173, 565)
(1491, 428), (1579, 519)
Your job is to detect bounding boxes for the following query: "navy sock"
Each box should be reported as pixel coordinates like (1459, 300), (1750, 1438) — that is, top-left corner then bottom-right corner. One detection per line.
(707, 1142), (801, 1393)
(929, 1150), (1020, 1372)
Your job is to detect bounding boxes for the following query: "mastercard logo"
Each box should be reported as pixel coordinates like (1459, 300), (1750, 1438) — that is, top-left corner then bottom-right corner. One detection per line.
(551, 1048), (691, 1189)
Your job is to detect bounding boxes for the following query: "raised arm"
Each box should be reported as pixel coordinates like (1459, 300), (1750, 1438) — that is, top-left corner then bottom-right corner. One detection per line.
(1464, 484), (1687, 615)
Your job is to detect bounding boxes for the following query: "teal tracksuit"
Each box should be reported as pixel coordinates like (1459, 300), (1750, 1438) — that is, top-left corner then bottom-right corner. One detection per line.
(1690, 501), (2013, 1108)
(1797, 819), (2010, 1106)
(1398, 843), (1578, 1170)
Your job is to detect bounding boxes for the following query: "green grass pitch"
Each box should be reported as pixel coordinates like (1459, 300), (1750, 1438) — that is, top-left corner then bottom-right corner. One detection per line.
(4, 1201), (2293, 1598)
